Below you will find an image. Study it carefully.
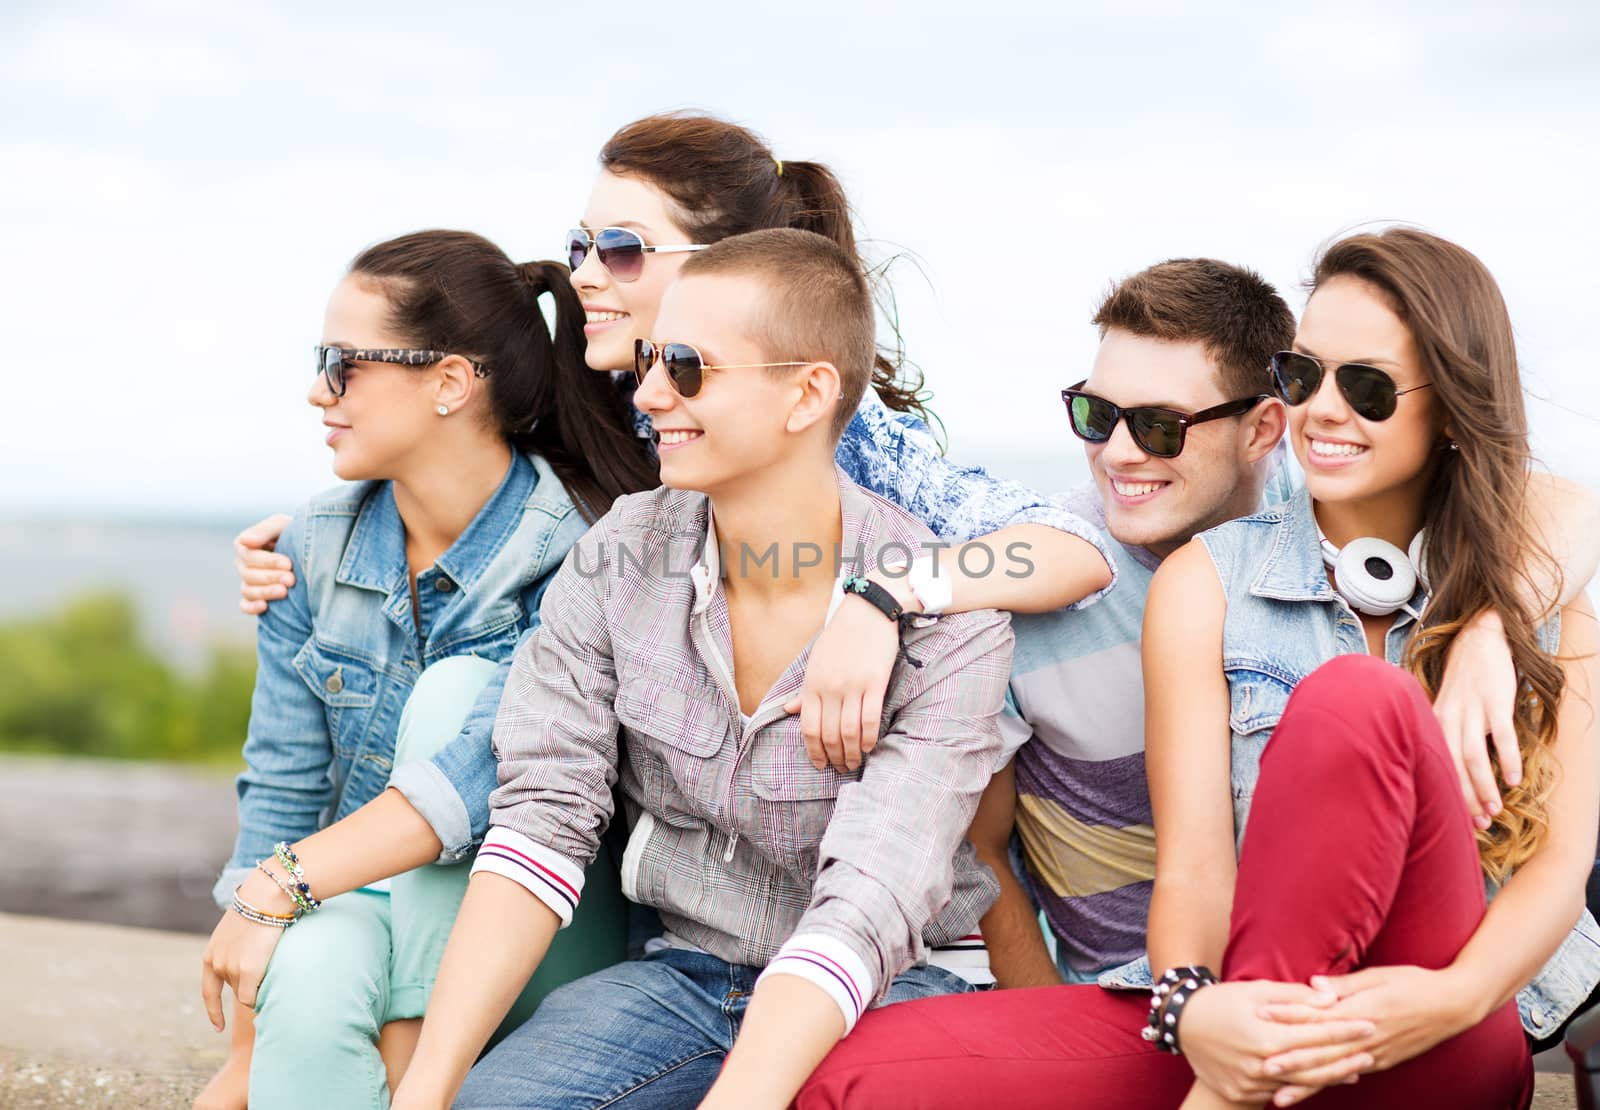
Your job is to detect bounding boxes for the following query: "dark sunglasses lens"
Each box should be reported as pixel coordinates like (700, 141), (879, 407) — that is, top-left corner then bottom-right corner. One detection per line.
(632, 339), (655, 386)
(1066, 394), (1116, 441)
(662, 343), (704, 397)
(1271, 352), (1322, 406)
(1129, 410), (1185, 458)
(1337, 364), (1399, 421)
(565, 229), (589, 271)
(594, 227), (646, 281)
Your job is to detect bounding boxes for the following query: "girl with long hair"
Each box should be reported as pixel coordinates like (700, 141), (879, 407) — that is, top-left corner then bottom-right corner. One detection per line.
(1138, 226), (1600, 1107)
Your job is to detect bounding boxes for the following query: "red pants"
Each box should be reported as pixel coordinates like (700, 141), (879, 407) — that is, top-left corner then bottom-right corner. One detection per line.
(795, 656), (1533, 1109)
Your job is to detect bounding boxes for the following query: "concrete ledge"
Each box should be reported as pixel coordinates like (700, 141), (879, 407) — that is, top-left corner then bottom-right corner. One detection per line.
(0, 911), (1581, 1109)
(0, 913), (224, 1108)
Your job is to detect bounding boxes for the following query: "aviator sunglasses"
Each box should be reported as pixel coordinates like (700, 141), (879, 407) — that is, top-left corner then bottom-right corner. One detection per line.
(1270, 351), (1432, 421)
(634, 338), (810, 398)
(1061, 382), (1269, 459)
(314, 346), (487, 398)
(566, 227), (708, 283)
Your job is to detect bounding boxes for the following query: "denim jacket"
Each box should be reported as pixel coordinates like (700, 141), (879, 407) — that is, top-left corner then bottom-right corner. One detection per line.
(213, 450), (587, 906)
(1194, 488), (1600, 1039)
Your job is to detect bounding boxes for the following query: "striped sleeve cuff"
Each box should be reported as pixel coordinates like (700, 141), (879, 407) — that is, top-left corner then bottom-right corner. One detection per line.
(756, 933), (875, 1034)
(470, 826), (585, 928)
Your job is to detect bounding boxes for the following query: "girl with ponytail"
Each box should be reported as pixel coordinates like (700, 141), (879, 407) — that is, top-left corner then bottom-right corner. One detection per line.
(195, 230), (655, 1110)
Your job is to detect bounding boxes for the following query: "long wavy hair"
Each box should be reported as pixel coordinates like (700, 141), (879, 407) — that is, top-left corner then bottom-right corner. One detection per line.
(599, 111), (929, 422)
(1311, 227), (1563, 881)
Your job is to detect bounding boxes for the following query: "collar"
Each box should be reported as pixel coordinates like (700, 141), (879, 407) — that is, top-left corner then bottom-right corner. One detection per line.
(689, 466), (876, 616)
(1249, 487), (1339, 603)
(337, 451), (537, 596)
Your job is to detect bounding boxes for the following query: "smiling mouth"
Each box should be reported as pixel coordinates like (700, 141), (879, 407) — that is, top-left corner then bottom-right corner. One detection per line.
(657, 430), (702, 446)
(585, 310), (629, 324)
(1308, 438), (1368, 459)
(1111, 479), (1167, 497)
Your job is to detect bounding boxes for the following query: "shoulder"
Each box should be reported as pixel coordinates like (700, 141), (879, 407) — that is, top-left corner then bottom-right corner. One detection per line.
(1196, 502), (1291, 575)
(299, 480), (379, 519)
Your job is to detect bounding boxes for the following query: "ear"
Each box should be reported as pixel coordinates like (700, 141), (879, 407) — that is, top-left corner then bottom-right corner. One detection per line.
(784, 361), (843, 436)
(1243, 397), (1287, 464)
(430, 355), (481, 414)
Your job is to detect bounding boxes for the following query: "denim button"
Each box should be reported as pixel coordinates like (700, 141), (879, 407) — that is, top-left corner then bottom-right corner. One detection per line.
(434, 577), (455, 592)
(1532, 1006), (1548, 1028)
(325, 669), (343, 694)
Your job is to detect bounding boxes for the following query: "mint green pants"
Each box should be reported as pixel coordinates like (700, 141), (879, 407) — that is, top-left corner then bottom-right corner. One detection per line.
(249, 656), (628, 1109)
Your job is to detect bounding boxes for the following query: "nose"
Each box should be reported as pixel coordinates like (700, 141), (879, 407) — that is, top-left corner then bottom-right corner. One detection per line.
(631, 351), (677, 419)
(570, 239), (608, 294)
(1099, 413), (1152, 468)
(1304, 363), (1352, 426)
(308, 371), (336, 408)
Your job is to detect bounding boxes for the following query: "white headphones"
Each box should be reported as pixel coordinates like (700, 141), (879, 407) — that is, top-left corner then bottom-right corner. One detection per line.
(1318, 531), (1429, 618)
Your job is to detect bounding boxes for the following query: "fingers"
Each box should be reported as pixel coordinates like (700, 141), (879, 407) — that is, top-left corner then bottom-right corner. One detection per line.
(236, 550), (295, 583)
(1273, 1074), (1361, 1107)
(236, 966), (263, 1010)
(201, 962), (226, 1031)
(800, 692), (825, 770)
(1264, 1040), (1375, 1080)
(1264, 1018), (1377, 1056)
(1271, 1056), (1371, 1104)
(1489, 702), (1522, 789)
(838, 696), (864, 772)
(1309, 970), (1382, 998)
(234, 514), (292, 553)
(1457, 706), (1501, 830)
(819, 696), (847, 773)
(239, 598), (269, 616)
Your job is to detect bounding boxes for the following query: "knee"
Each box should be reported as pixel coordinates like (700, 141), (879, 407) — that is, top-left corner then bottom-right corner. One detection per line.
(255, 922), (383, 1042)
(1271, 655), (1434, 766)
(394, 655), (500, 764)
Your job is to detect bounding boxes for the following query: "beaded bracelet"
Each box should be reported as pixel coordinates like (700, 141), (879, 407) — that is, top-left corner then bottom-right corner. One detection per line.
(272, 841), (322, 914)
(1141, 965), (1218, 1055)
(231, 890), (297, 929)
(255, 859), (306, 917)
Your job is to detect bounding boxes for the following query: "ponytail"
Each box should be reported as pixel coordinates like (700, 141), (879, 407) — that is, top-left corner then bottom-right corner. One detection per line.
(600, 112), (930, 422)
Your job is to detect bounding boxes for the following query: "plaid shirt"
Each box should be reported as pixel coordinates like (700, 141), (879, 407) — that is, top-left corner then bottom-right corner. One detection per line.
(473, 469), (1016, 1030)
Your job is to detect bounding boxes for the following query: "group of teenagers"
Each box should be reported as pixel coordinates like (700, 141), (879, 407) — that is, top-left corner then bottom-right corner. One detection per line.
(194, 110), (1600, 1110)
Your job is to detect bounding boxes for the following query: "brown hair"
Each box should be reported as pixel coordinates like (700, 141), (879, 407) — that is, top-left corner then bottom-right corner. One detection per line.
(351, 230), (658, 522)
(599, 111), (927, 421)
(1091, 258), (1295, 400)
(1312, 227), (1563, 881)
(679, 229), (874, 440)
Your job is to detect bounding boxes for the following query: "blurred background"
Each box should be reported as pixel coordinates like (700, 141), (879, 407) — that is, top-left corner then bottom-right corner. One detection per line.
(2, 0), (1598, 936)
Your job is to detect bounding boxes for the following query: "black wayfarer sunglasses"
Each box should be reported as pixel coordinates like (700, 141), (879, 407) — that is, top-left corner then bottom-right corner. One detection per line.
(1061, 382), (1269, 459)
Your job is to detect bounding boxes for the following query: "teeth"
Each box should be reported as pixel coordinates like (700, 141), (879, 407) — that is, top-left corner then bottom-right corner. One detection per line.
(658, 430), (702, 445)
(1310, 440), (1367, 457)
(1112, 480), (1163, 497)
(586, 310), (628, 323)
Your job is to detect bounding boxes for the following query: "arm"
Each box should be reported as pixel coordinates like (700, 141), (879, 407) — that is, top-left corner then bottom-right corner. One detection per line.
(1428, 474), (1599, 822)
(706, 609), (1016, 1108)
(970, 758), (1061, 989)
(398, 534), (623, 1106)
(1142, 540), (1236, 975)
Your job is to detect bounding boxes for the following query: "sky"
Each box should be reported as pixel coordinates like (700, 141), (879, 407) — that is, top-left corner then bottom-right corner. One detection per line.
(3, 0), (1598, 520)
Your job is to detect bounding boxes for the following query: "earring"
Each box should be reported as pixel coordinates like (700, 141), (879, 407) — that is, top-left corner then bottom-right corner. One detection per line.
(437, 405), (450, 416)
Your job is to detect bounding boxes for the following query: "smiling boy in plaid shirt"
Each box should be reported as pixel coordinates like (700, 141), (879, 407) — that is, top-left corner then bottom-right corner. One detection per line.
(392, 228), (1023, 1110)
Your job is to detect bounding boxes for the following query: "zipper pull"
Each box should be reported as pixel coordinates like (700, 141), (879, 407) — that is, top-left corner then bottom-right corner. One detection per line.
(723, 831), (738, 863)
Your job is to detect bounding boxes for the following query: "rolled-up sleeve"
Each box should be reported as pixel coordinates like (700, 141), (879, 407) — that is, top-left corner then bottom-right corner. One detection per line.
(759, 608), (1015, 1024)
(468, 526), (621, 927)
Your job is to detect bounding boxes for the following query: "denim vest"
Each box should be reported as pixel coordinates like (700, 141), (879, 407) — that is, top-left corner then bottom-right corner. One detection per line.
(1194, 488), (1600, 1039)
(215, 450), (588, 905)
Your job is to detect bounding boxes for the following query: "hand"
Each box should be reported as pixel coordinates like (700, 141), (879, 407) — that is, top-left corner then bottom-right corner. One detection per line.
(200, 872), (297, 1029)
(1256, 966), (1477, 1106)
(784, 576), (914, 772)
(1433, 608), (1519, 829)
(1178, 980), (1376, 1104)
(235, 513), (294, 615)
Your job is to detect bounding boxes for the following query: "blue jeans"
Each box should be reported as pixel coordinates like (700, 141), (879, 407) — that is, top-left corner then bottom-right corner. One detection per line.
(455, 947), (976, 1109)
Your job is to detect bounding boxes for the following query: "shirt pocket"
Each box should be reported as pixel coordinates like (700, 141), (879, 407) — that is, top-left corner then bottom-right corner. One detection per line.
(293, 639), (379, 759)
(750, 723), (853, 874)
(615, 680), (726, 822)
(1223, 661), (1297, 810)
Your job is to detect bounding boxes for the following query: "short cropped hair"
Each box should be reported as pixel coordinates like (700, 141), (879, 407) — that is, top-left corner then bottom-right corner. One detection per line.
(1092, 259), (1295, 400)
(680, 228), (873, 438)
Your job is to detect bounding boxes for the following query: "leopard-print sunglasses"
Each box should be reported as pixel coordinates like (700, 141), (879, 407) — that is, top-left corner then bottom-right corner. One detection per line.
(314, 346), (489, 397)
